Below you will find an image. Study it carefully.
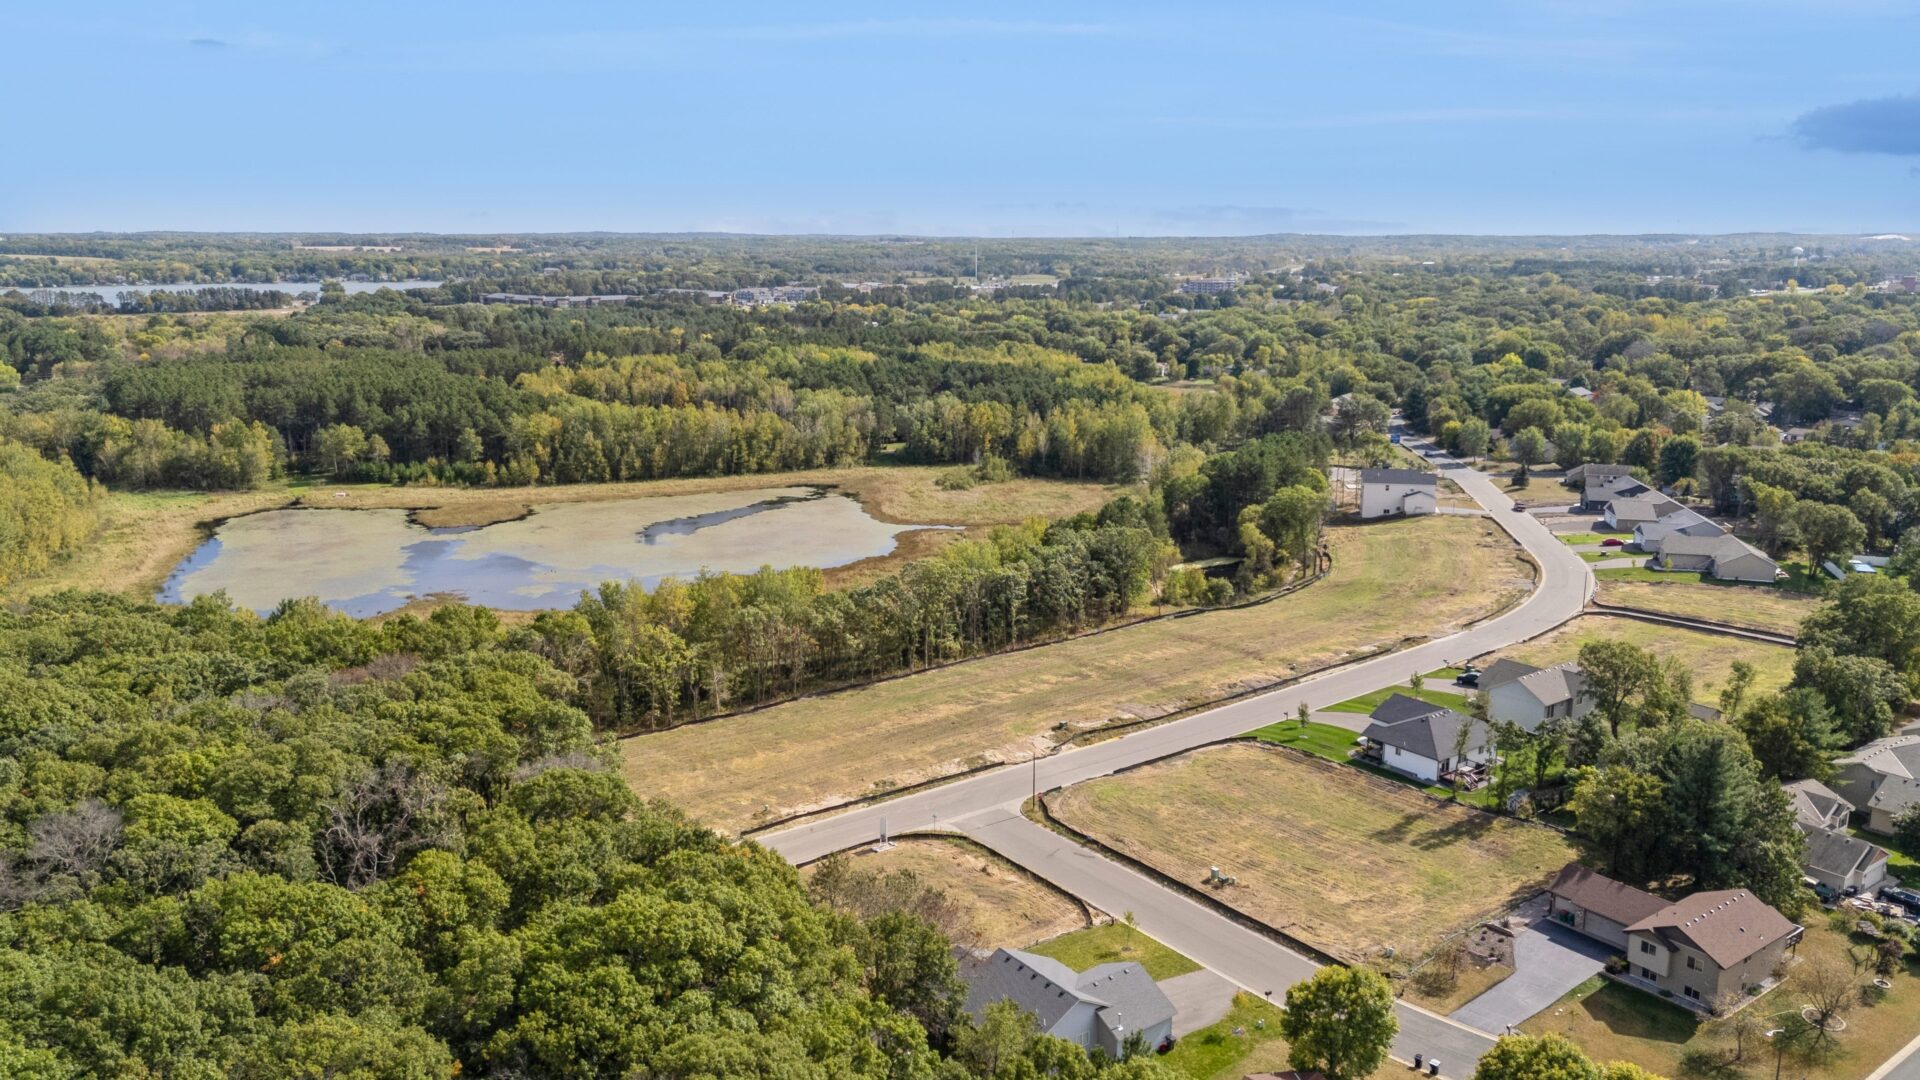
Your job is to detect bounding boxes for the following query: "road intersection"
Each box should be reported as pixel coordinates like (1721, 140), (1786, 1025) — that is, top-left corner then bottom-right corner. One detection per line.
(763, 435), (1592, 1075)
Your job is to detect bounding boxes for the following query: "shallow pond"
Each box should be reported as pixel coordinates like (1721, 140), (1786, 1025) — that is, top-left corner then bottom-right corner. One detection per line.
(158, 487), (930, 616)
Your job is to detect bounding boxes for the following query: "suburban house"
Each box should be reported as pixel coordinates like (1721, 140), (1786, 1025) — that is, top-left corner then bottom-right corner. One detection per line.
(1604, 493), (1689, 532)
(1482, 660), (1590, 732)
(1785, 779), (1854, 831)
(958, 948), (1174, 1057)
(1358, 468), (1438, 519)
(1583, 473), (1650, 512)
(1630, 509), (1724, 550)
(1566, 463), (1637, 509)
(1359, 695), (1493, 784)
(1646, 533), (1781, 583)
(1800, 825), (1890, 895)
(1831, 734), (1920, 835)
(1547, 863), (1669, 950)
(1549, 864), (1802, 1011)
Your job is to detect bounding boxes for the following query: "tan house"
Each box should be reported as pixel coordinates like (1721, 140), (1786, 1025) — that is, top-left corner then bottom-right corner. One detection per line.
(1832, 734), (1920, 835)
(1548, 864), (1801, 1012)
(1648, 533), (1780, 583)
(1623, 890), (1801, 1009)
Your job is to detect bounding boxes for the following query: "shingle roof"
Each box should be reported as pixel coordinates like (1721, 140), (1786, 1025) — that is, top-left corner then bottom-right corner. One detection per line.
(1547, 863), (1668, 927)
(1609, 494), (1688, 521)
(1784, 779), (1853, 830)
(1476, 658), (1541, 690)
(1798, 824), (1887, 881)
(1368, 693), (1449, 725)
(958, 948), (1173, 1040)
(1360, 468), (1437, 487)
(1362, 707), (1488, 761)
(1657, 533), (1766, 560)
(1627, 890), (1800, 970)
(1514, 662), (1584, 708)
(1837, 735), (1920, 781)
(1865, 775), (1920, 816)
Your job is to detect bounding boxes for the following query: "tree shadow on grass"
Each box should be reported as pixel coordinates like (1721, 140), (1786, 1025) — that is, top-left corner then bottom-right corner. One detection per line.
(1581, 982), (1700, 1047)
(1406, 812), (1499, 851)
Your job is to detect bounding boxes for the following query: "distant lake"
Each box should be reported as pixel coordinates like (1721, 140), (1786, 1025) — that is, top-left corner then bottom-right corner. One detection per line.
(158, 487), (934, 617)
(8, 280), (443, 302)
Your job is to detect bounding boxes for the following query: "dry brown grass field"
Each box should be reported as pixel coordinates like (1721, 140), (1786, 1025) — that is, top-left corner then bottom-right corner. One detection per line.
(1047, 743), (1578, 967)
(1489, 613), (1797, 700)
(803, 837), (1087, 949)
(1593, 579), (1816, 637)
(623, 514), (1533, 833)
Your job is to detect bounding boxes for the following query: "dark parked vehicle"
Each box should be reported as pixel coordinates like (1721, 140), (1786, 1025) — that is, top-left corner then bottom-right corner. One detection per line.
(1881, 887), (1920, 912)
(1454, 667), (1480, 688)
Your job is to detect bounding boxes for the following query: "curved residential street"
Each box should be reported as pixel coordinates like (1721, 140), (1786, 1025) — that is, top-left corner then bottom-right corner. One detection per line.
(762, 429), (1594, 1076)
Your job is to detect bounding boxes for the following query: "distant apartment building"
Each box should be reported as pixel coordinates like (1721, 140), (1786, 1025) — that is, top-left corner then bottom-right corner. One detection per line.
(1179, 275), (1242, 295)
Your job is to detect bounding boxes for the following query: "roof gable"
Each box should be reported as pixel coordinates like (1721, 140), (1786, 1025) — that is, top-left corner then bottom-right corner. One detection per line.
(1627, 890), (1799, 969)
(1548, 863), (1668, 926)
(1360, 467), (1437, 488)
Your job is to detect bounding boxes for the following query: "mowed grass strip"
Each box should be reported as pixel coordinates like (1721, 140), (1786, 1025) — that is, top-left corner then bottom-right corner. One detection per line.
(623, 514), (1533, 833)
(802, 837), (1087, 949)
(1026, 924), (1199, 981)
(1594, 579), (1818, 637)
(1047, 744), (1577, 965)
(1491, 614), (1796, 700)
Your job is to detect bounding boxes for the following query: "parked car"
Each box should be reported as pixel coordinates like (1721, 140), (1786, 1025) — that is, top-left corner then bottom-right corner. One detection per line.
(1511, 503), (1526, 512)
(1881, 887), (1920, 914)
(1600, 537), (1624, 547)
(1454, 667), (1480, 688)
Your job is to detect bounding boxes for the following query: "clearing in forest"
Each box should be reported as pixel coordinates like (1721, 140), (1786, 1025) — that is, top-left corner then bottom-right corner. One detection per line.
(622, 513), (1533, 833)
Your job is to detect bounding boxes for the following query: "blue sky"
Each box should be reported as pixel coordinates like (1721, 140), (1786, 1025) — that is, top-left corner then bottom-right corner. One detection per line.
(4, 2), (1917, 235)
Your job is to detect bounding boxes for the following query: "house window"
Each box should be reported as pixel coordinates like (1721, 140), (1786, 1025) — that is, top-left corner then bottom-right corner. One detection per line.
(1685, 956), (1697, 971)
(1639, 967), (1657, 980)
(1639, 941), (1657, 956)
(1683, 986), (1701, 1001)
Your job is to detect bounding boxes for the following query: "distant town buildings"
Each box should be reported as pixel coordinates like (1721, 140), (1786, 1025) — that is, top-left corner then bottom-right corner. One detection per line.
(1179, 274), (1244, 296)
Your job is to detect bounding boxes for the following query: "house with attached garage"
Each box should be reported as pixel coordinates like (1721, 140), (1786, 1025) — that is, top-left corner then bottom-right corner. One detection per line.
(1646, 532), (1781, 583)
(1358, 694), (1493, 785)
(1630, 508), (1724, 551)
(1481, 660), (1591, 732)
(1799, 825), (1889, 895)
(1357, 468), (1438, 519)
(1831, 734), (1920, 836)
(1549, 864), (1802, 1012)
(1784, 779), (1854, 831)
(957, 948), (1174, 1058)
(1604, 493), (1691, 532)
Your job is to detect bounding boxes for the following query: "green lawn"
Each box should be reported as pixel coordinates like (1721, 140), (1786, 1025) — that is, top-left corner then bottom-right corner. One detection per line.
(1025, 924), (1200, 981)
(1582, 549), (1636, 563)
(1322, 684), (1466, 714)
(1558, 532), (1606, 545)
(1248, 720), (1362, 762)
(1249, 720), (1499, 808)
(1861, 827), (1919, 877)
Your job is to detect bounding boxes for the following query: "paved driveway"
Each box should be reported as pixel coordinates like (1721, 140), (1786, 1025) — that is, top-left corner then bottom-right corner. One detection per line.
(1160, 969), (1238, 1036)
(1449, 921), (1614, 1034)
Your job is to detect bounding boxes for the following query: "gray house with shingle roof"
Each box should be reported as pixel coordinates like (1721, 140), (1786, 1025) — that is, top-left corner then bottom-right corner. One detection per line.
(1832, 735), (1920, 835)
(1799, 825), (1889, 894)
(1485, 661), (1591, 733)
(958, 948), (1174, 1057)
(1359, 695), (1492, 783)
(1648, 533), (1780, 583)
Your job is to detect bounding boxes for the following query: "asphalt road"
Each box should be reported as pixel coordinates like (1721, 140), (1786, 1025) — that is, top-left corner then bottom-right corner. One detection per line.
(763, 439), (1592, 864)
(759, 434), (1595, 1077)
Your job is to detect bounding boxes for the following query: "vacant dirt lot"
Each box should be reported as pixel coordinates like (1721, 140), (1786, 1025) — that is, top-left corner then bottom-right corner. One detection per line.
(623, 514), (1534, 833)
(803, 837), (1085, 948)
(1488, 614), (1796, 700)
(1594, 579), (1816, 637)
(1049, 744), (1577, 967)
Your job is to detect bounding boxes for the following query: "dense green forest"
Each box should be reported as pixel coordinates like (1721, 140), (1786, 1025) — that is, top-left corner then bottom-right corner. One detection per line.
(0, 594), (1184, 1079)
(0, 234), (1918, 1074)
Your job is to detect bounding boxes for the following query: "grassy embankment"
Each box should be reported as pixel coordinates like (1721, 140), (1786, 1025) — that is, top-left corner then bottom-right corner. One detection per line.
(1593, 579), (1819, 637)
(1046, 743), (1578, 969)
(623, 514), (1534, 833)
(2, 465), (1126, 604)
(801, 837), (1087, 949)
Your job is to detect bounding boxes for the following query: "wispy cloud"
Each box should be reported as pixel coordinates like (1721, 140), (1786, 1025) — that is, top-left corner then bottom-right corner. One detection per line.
(188, 37), (230, 49)
(1791, 94), (1920, 155)
(1335, 14), (1666, 65)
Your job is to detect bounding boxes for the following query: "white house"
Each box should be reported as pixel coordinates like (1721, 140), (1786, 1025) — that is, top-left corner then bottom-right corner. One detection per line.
(1358, 468), (1438, 519)
(1604, 493), (1689, 532)
(959, 948), (1174, 1058)
(1483, 661), (1591, 732)
(1800, 825), (1890, 895)
(1360, 694), (1493, 783)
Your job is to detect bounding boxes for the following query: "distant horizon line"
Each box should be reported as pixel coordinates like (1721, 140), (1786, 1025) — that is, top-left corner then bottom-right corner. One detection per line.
(0, 228), (1914, 242)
